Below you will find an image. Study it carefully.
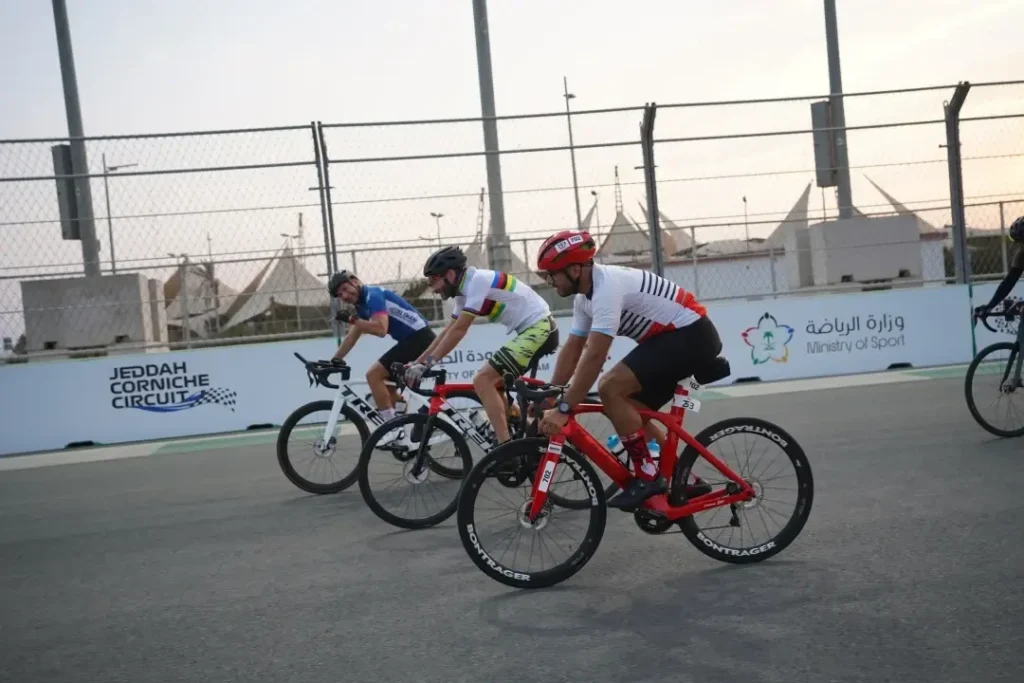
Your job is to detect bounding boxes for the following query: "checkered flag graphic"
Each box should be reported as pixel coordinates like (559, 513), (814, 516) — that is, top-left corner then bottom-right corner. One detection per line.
(191, 387), (238, 412)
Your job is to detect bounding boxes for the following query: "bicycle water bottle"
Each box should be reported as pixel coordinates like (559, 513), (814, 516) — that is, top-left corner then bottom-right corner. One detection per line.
(606, 435), (628, 465)
(647, 439), (661, 465)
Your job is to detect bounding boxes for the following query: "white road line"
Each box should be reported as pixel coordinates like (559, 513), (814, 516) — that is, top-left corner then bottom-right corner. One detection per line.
(712, 370), (929, 399)
(0, 443), (160, 472)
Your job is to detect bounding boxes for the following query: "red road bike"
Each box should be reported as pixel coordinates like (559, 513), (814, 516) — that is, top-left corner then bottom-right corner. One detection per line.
(456, 356), (815, 589)
(355, 362), (610, 530)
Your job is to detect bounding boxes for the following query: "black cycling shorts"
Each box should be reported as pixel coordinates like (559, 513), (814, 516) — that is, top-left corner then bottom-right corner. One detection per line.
(377, 327), (436, 370)
(620, 315), (723, 410)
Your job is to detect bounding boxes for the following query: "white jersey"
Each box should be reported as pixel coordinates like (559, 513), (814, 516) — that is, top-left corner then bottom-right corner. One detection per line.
(569, 264), (706, 342)
(451, 267), (551, 334)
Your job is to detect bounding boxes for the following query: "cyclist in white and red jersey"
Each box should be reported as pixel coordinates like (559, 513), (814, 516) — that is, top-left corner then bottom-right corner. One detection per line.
(535, 230), (722, 510)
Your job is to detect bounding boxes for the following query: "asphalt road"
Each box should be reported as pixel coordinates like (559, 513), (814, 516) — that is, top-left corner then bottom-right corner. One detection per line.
(2, 376), (1023, 683)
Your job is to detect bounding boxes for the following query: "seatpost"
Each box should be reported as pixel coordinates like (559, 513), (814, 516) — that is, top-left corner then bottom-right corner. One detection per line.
(671, 382), (690, 425)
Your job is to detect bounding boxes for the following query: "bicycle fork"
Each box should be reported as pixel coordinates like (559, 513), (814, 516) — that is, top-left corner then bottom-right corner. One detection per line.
(526, 436), (564, 522)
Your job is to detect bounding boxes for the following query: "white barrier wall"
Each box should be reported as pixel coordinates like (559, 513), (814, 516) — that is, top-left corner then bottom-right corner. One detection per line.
(0, 284), (981, 456)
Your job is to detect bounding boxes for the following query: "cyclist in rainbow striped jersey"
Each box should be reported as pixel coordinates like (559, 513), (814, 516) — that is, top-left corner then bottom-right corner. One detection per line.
(402, 246), (559, 447)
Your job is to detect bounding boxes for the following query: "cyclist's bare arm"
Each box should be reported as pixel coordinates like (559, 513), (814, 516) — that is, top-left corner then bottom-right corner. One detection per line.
(416, 319), (451, 362)
(562, 332), (614, 407)
(550, 334), (586, 386)
(420, 312), (474, 364)
(353, 312), (389, 338)
(333, 324), (362, 360)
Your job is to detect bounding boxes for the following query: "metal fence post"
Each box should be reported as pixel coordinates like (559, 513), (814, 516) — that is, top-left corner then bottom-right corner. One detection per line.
(944, 81), (971, 284)
(316, 121), (339, 273)
(1000, 201), (1008, 275)
(311, 121), (333, 278)
(639, 102), (664, 276)
(52, 0), (101, 277)
(690, 225), (699, 297)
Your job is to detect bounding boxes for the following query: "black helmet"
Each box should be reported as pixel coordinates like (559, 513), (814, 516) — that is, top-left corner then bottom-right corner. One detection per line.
(327, 269), (356, 296)
(423, 246), (466, 278)
(1010, 216), (1024, 243)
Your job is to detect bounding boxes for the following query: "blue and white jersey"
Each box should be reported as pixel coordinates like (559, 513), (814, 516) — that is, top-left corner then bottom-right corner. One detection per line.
(356, 286), (429, 341)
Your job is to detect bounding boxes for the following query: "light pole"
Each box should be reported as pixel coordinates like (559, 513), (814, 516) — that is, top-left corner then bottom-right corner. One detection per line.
(102, 153), (137, 274)
(168, 252), (191, 346)
(590, 190), (599, 238)
(743, 196), (749, 251)
(52, 0), (101, 277)
(281, 232), (302, 331)
(429, 212), (444, 246)
(564, 77), (582, 229)
(823, 0), (853, 219)
(421, 212), (444, 321)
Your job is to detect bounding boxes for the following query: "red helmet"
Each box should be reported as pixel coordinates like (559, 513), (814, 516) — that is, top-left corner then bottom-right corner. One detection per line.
(536, 230), (597, 271)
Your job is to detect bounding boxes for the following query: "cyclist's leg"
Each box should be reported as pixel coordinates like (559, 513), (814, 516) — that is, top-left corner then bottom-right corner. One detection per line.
(476, 316), (556, 444)
(366, 361), (394, 415)
(471, 364), (509, 443)
(373, 327), (436, 418)
(600, 316), (722, 509)
(598, 361), (672, 507)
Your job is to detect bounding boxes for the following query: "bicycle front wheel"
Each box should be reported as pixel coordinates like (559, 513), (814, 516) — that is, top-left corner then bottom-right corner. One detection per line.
(276, 400), (369, 494)
(357, 413), (474, 530)
(457, 438), (607, 589)
(965, 341), (1024, 438)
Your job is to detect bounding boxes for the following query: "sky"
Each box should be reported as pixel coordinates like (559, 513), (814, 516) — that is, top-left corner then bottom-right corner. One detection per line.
(1, 0), (1023, 342)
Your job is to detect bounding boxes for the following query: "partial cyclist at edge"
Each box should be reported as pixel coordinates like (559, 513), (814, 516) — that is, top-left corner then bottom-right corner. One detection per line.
(974, 215), (1024, 320)
(402, 245), (559, 448)
(329, 269), (436, 439)
(534, 230), (721, 511)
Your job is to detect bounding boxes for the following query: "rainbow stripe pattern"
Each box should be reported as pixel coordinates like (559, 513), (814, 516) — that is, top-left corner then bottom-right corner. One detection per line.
(473, 272), (517, 321)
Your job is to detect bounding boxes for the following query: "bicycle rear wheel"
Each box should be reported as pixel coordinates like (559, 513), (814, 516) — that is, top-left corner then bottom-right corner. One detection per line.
(672, 417), (813, 564)
(964, 342), (1024, 438)
(457, 438), (607, 589)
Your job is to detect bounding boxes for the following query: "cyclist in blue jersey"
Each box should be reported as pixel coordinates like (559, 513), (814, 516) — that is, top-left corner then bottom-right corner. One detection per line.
(329, 270), (436, 427)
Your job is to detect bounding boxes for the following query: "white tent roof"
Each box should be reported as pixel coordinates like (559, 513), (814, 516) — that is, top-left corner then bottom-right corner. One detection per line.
(464, 238), (532, 278)
(864, 175), (942, 233)
(765, 183), (813, 249)
(164, 263), (238, 337)
(221, 246), (327, 330)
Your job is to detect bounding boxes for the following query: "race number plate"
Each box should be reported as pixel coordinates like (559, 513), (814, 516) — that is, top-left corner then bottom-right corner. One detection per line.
(537, 459), (558, 493)
(672, 395), (701, 413)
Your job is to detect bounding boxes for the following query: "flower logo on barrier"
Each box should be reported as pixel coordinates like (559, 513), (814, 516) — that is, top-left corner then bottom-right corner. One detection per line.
(742, 313), (794, 365)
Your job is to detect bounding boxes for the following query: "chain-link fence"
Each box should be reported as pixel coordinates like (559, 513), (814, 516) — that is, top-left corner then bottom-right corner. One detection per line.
(956, 81), (1024, 280)
(2, 80), (1022, 362)
(0, 124), (335, 358)
(317, 105), (647, 319)
(621, 82), (1024, 300)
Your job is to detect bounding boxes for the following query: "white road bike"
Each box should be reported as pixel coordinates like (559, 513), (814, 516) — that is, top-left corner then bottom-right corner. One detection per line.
(277, 353), (486, 494)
